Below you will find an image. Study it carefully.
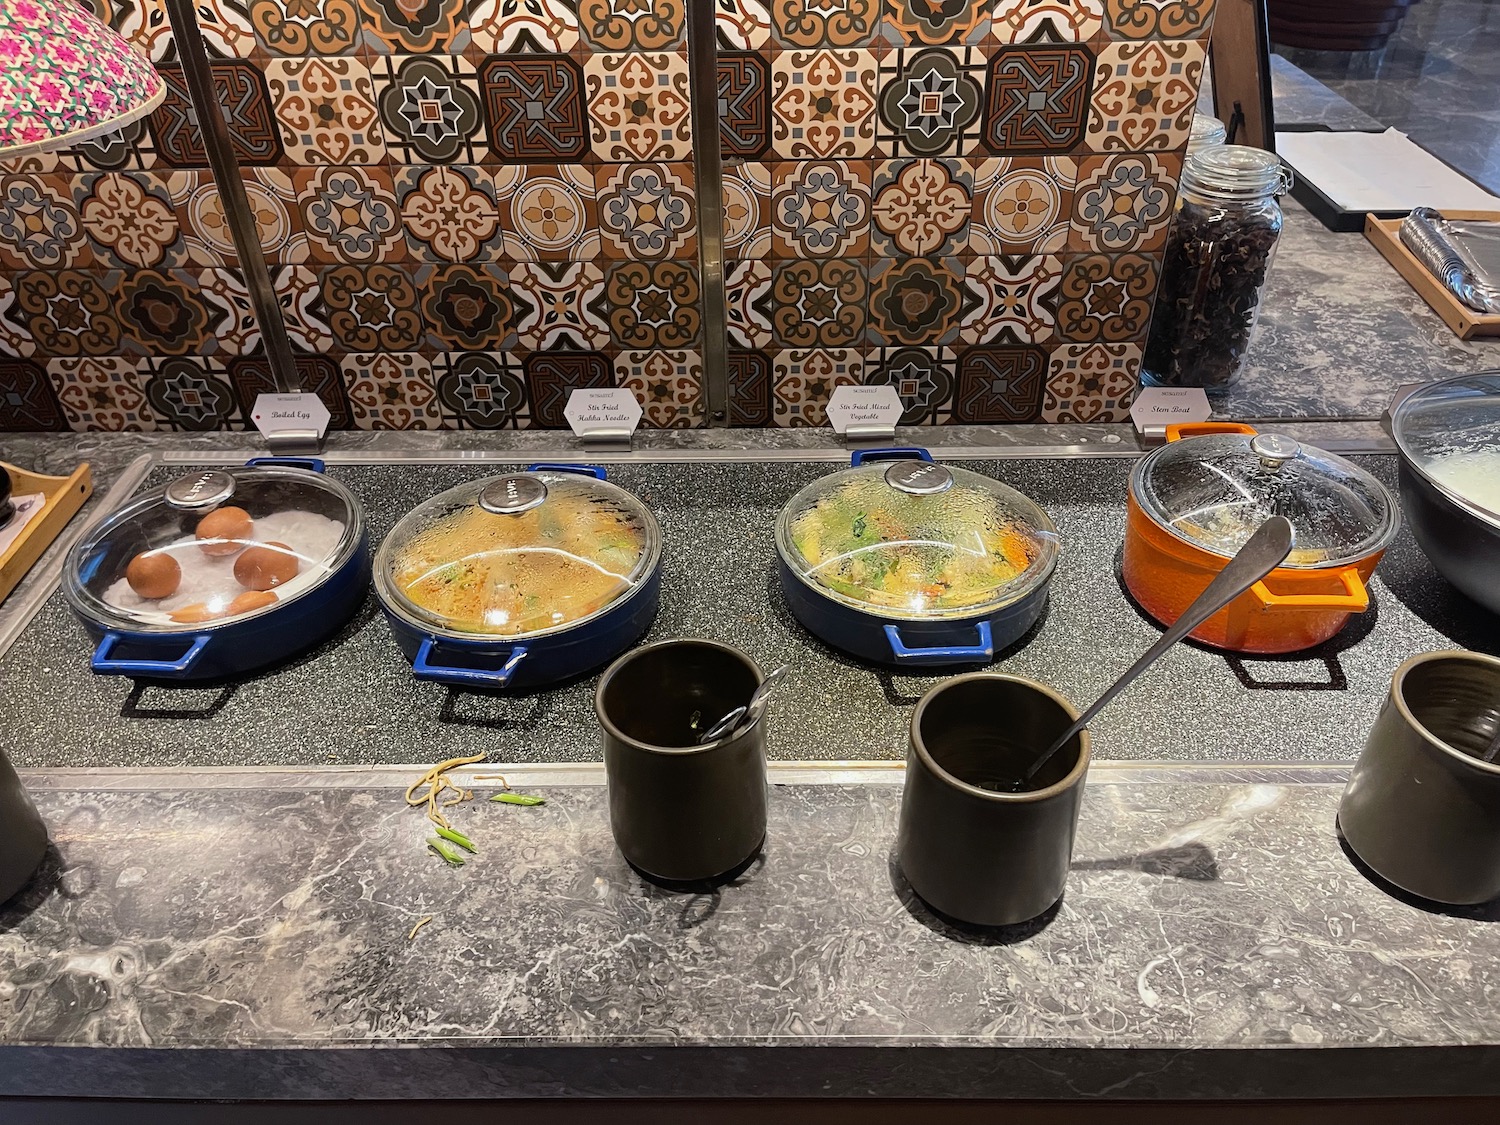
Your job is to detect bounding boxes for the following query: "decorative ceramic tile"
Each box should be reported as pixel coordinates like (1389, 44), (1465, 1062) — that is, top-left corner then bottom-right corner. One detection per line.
(771, 50), (879, 159)
(1070, 153), (1176, 252)
(469, 0), (582, 53)
(1056, 251), (1157, 341)
(150, 63), (285, 168)
(597, 164), (697, 261)
(771, 0), (879, 47)
(0, 175), (90, 270)
(357, 0), (468, 52)
(248, 0), (363, 55)
(605, 260), (701, 349)
(771, 348), (863, 425)
(196, 268), (262, 356)
(271, 265), (336, 353)
(716, 0), (773, 48)
(431, 352), (528, 429)
(524, 349), (615, 426)
(1042, 340), (1140, 422)
(396, 166), (503, 263)
(991, 0), (1103, 43)
(865, 344), (956, 423)
(418, 263), (516, 350)
(727, 348), (773, 424)
(952, 343), (1048, 422)
(265, 57), (387, 165)
(71, 173), (186, 268)
(0, 277), (36, 358)
(880, 0), (986, 48)
(726, 258), (774, 348)
(585, 52), (694, 163)
(140, 356), (243, 430)
(480, 54), (591, 163)
(341, 352), (443, 429)
(1102, 0), (1214, 40)
(11, 270), (123, 357)
(117, 270), (223, 357)
(46, 357), (161, 432)
(492, 165), (602, 261)
(870, 157), (972, 257)
(719, 52), (773, 160)
(0, 360), (64, 429)
(580, 0), (686, 50)
(868, 256), (972, 346)
(722, 163), (774, 259)
(294, 166), (404, 265)
(981, 45), (1093, 155)
(373, 54), (485, 165)
(771, 160), (871, 259)
(509, 261), (611, 350)
(1087, 40), (1205, 151)
(319, 264), (425, 351)
(967, 155), (1074, 254)
(52, 119), (157, 175)
(767, 258), (866, 348)
(170, 168), (307, 267)
(190, 0), (261, 57)
(617, 349), (703, 428)
(876, 47), (986, 158)
(227, 354), (352, 429)
(110, 0), (257, 59)
(958, 253), (1062, 344)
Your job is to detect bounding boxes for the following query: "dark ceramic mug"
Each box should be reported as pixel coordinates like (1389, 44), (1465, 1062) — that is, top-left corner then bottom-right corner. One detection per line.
(0, 749), (47, 905)
(595, 639), (767, 884)
(1339, 650), (1500, 905)
(896, 673), (1090, 927)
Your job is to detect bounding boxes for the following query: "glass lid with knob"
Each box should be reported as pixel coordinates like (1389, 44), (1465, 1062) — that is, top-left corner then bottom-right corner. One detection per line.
(64, 464), (364, 633)
(374, 468), (661, 639)
(1390, 372), (1500, 526)
(775, 453), (1059, 619)
(1132, 431), (1399, 567)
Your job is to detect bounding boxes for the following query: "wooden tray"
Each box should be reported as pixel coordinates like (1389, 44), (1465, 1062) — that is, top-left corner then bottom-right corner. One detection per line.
(0, 461), (92, 605)
(1365, 210), (1500, 339)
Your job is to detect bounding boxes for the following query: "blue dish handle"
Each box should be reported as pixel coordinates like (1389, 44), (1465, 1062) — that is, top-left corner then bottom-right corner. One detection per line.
(246, 456), (327, 473)
(883, 620), (994, 665)
(525, 463), (607, 479)
(91, 631), (213, 677)
(850, 447), (933, 468)
(412, 636), (528, 688)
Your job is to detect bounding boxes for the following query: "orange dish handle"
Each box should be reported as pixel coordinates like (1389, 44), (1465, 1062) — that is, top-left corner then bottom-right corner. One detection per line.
(1250, 567), (1370, 612)
(1164, 421), (1259, 442)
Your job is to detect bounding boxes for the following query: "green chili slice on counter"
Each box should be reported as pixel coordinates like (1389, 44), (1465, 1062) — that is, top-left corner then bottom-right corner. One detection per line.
(428, 837), (466, 865)
(491, 793), (546, 806)
(434, 824), (477, 853)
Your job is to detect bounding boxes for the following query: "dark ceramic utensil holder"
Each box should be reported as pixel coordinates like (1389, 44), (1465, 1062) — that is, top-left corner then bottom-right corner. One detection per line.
(897, 673), (1089, 927)
(0, 749), (47, 905)
(1340, 650), (1500, 905)
(596, 639), (767, 885)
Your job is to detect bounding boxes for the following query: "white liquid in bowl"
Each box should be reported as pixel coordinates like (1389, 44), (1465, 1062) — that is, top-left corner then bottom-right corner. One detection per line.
(1426, 450), (1500, 517)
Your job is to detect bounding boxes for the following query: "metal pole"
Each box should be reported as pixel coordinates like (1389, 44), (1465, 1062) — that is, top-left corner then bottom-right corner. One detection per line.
(686, 0), (729, 427)
(165, 0), (301, 393)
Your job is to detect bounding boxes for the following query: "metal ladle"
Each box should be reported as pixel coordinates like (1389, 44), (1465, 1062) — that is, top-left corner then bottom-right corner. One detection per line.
(1015, 515), (1297, 787)
(699, 665), (788, 744)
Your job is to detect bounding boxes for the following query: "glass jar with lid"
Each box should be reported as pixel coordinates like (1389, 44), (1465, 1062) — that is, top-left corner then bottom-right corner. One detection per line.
(1142, 145), (1292, 394)
(1186, 113), (1227, 161)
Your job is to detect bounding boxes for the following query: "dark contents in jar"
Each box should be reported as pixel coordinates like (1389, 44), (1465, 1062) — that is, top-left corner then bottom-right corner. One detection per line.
(1143, 198), (1282, 392)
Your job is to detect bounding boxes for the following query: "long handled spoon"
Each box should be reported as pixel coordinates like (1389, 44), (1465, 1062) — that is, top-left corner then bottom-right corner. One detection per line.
(698, 664), (788, 744)
(1015, 515), (1297, 787)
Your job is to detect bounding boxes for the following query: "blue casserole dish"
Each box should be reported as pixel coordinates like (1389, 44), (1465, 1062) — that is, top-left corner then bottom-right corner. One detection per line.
(374, 464), (662, 691)
(63, 457), (371, 682)
(774, 448), (1059, 667)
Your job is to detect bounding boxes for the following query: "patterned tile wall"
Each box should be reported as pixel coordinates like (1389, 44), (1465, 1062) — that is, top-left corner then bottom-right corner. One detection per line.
(0, 0), (1213, 432)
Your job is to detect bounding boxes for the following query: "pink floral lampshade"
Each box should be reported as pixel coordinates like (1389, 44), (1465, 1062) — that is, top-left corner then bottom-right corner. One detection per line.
(0, 0), (166, 157)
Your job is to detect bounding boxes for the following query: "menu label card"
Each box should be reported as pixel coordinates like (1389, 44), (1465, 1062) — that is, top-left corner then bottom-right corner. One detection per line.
(1129, 387), (1212, 434)
(827, 384), (903, 434)
(252, 393), (330, 442)
(564, 388), (642, 438)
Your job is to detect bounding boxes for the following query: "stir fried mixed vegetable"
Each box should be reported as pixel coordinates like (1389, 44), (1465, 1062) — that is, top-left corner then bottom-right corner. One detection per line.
(789, 478), (1041, 612)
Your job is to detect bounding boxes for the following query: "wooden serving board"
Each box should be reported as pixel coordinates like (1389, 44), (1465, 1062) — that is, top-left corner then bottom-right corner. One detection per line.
(1365, 210), (1500, 339)
(0, 461), (92, 605)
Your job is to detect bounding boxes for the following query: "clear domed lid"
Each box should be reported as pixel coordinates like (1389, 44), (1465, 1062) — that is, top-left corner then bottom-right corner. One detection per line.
(65, 465), (363, 634)
(1132, 431), (1399, 567)
(375, 468), (660, 639)
(1390, 373), (1500, 527)
(775, 453), (1059, 619)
